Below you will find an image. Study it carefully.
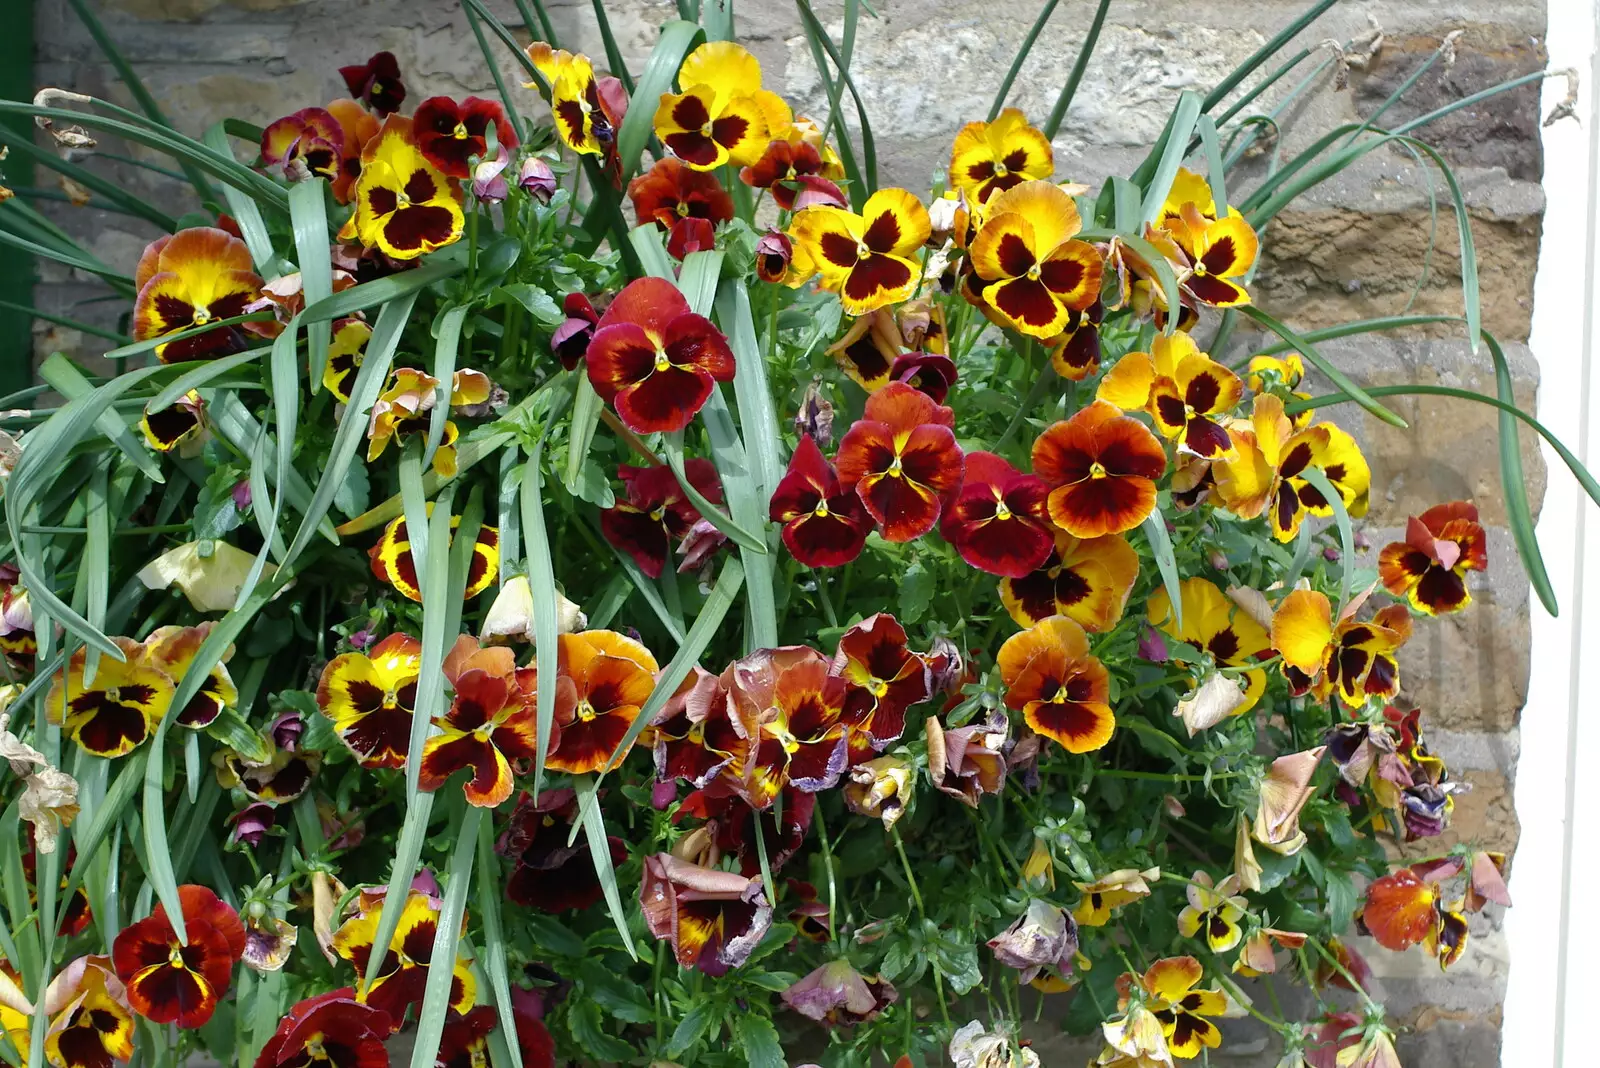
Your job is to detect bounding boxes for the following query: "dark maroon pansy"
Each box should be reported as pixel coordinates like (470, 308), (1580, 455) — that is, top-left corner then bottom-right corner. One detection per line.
(888, 351), (958, 404)
(501, 789), (626, 913)
(411, 95), (519, 179)
(552, 292), (600, 371)
(769, 435), (871, 568)
(939, 450), (1055, 578)
(600, 460), (723, 579)
(340, 51), (406, 116)
(253, 988), (392, 1068)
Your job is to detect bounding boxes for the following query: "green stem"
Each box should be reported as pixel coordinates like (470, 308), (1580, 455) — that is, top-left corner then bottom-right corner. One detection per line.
(812, 801), (841, 950)
(892, 826), (952, 1032)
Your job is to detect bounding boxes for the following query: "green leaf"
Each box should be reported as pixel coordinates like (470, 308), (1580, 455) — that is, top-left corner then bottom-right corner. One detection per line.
(300, 260), (463, 323)
(989, 0), (1062, 120)
(426, 305), (470, 470)
(794, 0), (878, 200)
(1115, 232), (1182, 337)
(898, 561), (934, 624)
(661, 433), (767, 553)
(1201, 0), (1339, 112)
(491, 284), (566, 326)
(1484, 331), (1557, 615)
(1196, 114), (1229, 215)
(142, 715), (189, 943)
(1138, 90), (1203, 226)
(714, 280), (785, 504)
(1142, 512), (1183, 632)
(289, 180), (334, 392)
(1041, 0), (1111, 140)
(616, 20), (704, 180)
(363, 790), (438, 992)
(148, 346), (270, 413)
(575, 959), (654, 1023)
(0, 129), (177, 232)
(204, 124), (277, 272)
(667, 1000), (720, 1058)
(567, 998), (636, 1063)
(60, 751), (147, 921)
(1237, 306), (1407, 429)
(1300, 467), (1353, 614)
(407, 807), (484, 1068)
(574, 779), (637, 959)
(35, 355), (164, 485)
(563, 377), (605, 497)
(735, 1014), (786, 1068)
(205, 707), (272, 764)
(475, 817), (524, 1068)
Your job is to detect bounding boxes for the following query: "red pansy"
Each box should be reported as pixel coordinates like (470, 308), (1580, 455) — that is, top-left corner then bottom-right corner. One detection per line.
(551, 292), (600, 370)
(112, 886), (246, 1028)
(740, 139), (834, 211)
(834, 382), (965, 542)
(667, 217), (717, 259)
(830, 614), (930, 763)
(940, 451), (1054, 577)
(600, 460), (724, 579)
(502, 790), (627, 913)
(260, 107), (344, 182)
(887, 351), (959, 404)
(652, 667), (745, 787)
(410, 96), (519, 179)
(769, 435), (871, 568)
(629, 157), (734, 230)
(253, 988), (391, 1068)
(585, 276), (737, 433)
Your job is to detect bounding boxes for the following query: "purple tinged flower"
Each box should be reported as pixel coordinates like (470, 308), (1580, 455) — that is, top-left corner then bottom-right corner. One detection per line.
(651, 780), (679, 810)
(677, 518), (727, 573)
(1323, 546), (1342, 563)
(228, 802), (277, 847)
(518, 156), (557, 201)
(473, 146), (510, 204)
(241, 909), (298, 973)
(270, 711), (304, 752)
(232, 479), (253, 512)
(1400, 783), (1451, 838)
(1137, 624), (1169, 663)
(349, 629), (376, 652)
(986, 898), (1079, 982)
(781, 960), (898, 1027)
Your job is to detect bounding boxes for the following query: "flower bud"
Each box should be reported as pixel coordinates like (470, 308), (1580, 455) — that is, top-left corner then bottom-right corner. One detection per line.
(518, 156), (557, 201)
(755, 230), (793, 284)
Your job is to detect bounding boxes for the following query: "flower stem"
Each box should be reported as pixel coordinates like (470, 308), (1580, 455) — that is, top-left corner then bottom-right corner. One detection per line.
(812, 802), (841, 950)
(892, 826), (953, 1032)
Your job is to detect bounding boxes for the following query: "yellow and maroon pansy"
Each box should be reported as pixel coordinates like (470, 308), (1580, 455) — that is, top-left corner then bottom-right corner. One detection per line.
(652, 667), (744, 789)
(824, 308), (904, 392)
(323, 317), (372, 402)
(639, 853), (772, 976)
(331, 889), (475, 1027)
(112, 885), (245, 1028)
(1213, 394), (1370, 542)
(315, 633), (421, 769)
(1047, 299), (1104, 382)
(327, 98), (380, 205)
(939, 450), (1055, 578)
(1175, 871), (1248, 953)
(143, 622), (237, 729)
(215, 740), (317, 804)
(140, 389), (207, 454)
(833, 382), (965, 543)
(260, 106), (344, 182)
(768, 434), (872, 569)
(1096, 332), (1241, 457)
(1000, 530), (1139, 632)
(1165, 201), (1259, 308)
(1031, 400), (1166, 539)
(368, 510), (499, 603)
(829, 614), (930, 765)
(1148, 578), (1271, 713)
(1158, 167), (1217, 229)
(46, 638), (175, 758)
(584, 276), (737, 434)
(544, 629), (659, 775)
(1378, 500), (1488, 615)
(418, 638), (539, 808)
(132, 227), (262, 363)
(654, 41), (787, 170)
(42, 955), (135, 1068)
(968, 180), (1102, 338)
(787, 189), (931, 315)
(1423, 901), (1470, 970)
(1138, 955), (1230, 1059)
(410, 95), (518, 179)
(724, 645), (851, 805)
(365, 367), (467, 477)
(1271, 590), (1411, 705)
(346, 115), (464, 261)
(526, 43), (622, 158)
(947, 108), (1054, 206)
(1071, 867), (1160, 927)
(997, 616), (1115, 754)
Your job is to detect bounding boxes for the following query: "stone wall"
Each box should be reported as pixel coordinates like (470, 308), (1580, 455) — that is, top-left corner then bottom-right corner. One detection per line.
(28, 1), (1549, 1064)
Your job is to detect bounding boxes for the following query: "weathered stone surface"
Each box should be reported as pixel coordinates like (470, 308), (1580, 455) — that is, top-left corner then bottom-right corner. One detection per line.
(1395, 1008), (1505, 1068)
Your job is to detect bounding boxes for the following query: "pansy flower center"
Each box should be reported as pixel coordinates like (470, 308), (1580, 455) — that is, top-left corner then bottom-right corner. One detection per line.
(676, 201), (691, 217)
(855, 239), (872, 259)
(650, 506), (667, 522)
(1026, 263), (1041, 281)
(192, 306), (213, 326)
(382, 687), (401, 709)
(699, 121), (714, 137)
(887, 456), (904, 477)
(869, 677), (890, 698)
(813, 500), (830, 518)
(994, 161), (1009, 177)
(1089, 461), (1108, 479)
(452, 122), (470, 140)
(576, 699), (598, 723)
(306, 1035), (328, 1061)
(167, 943), (186, 968)
(1184, 402), (1197, 419)
(995, 500), (1013, 521)
(653, 348), (672, 373)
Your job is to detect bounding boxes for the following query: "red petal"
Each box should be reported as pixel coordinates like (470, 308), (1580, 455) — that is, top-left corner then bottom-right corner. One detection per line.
(597, 276), (691, 339)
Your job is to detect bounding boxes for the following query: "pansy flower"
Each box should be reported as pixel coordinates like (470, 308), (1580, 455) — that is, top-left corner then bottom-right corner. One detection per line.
(1048, 299), (1104, 382)
(940, 451), (1054, 578)
(417, 638), (538, 807)
(825, 308), (906, 392)
(140, 390), (207, 454)
(23, 842), (93, 937)
(680, 780), (816, 877)
(132, 228), (262, 363)
(112, 885), (245, 1028)
(1378, 501), (1487, 614)
(769, 435), (871, 568)
(526, 43), (627, 159)
(842, 754), (913, 829)
(584, 276), (737, 434)
(1175, 872), (1248, 953)
(967, 181), (1102, 338)
(652, 667), (744, 788)
(315, 633), (422, 769)
(1071, 867), (1160, 927)
(327, 99), (380, 204)
(741, 138), (842, 210)
(434, 1007), (499, 1068)
(925, 711), (1009, 806)
(723, 646), (850, 806)
(331, 889), (476, 1027)
(948, 108), (1053, 205)
(888, 352), (958, 404)
(1272, 591), (1412, 705)
(0, 569), (34, 675)
(755, 229), (795, 283)
(411, 95), (518, 179)
(143, 622), (237, 729)
(253, 987), (392, 1068)
(788, 189), (931, 314)
(782, 960), (898, 1027)
(1360, 867), (1437, 951)
(260, 107), (344, 182)
(1252, 746), (1324, 855)
(502, 789), (626, 912)
(551, 293), (600, 370)
(322, 318), (372, 401)
(997, 616), (1114, 753)
(46, 638), (175, 758)
(344, 116), (464, 260)
(1165, 202), (1259, 308)
(999, 530), (1139, 632)
(987, 899), (1079, 984)
(544, 629), (659, 775)
(1136, 956), (1231, 1059)
(654, 41), (788, 170)
(1423, 901), (1470, 970)
(340, 51), (406, 115)
(366, 366), (491, 478)
(834, 382), (964, 542)
(369, 510), (499, 602)
(1031, 400), (1167, 538)
(1097, 332), (1243, 459)
(639, 853), (772, 976)
(600, 460), (723, 578)
(42, 955), (135, 1068)
(1147, 578), (1271, 713)
(1213, 395), (1371, 541)
(830, 614), (929, 763)
(629, 156), (734, 232)
(216, 738), (317, 804)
